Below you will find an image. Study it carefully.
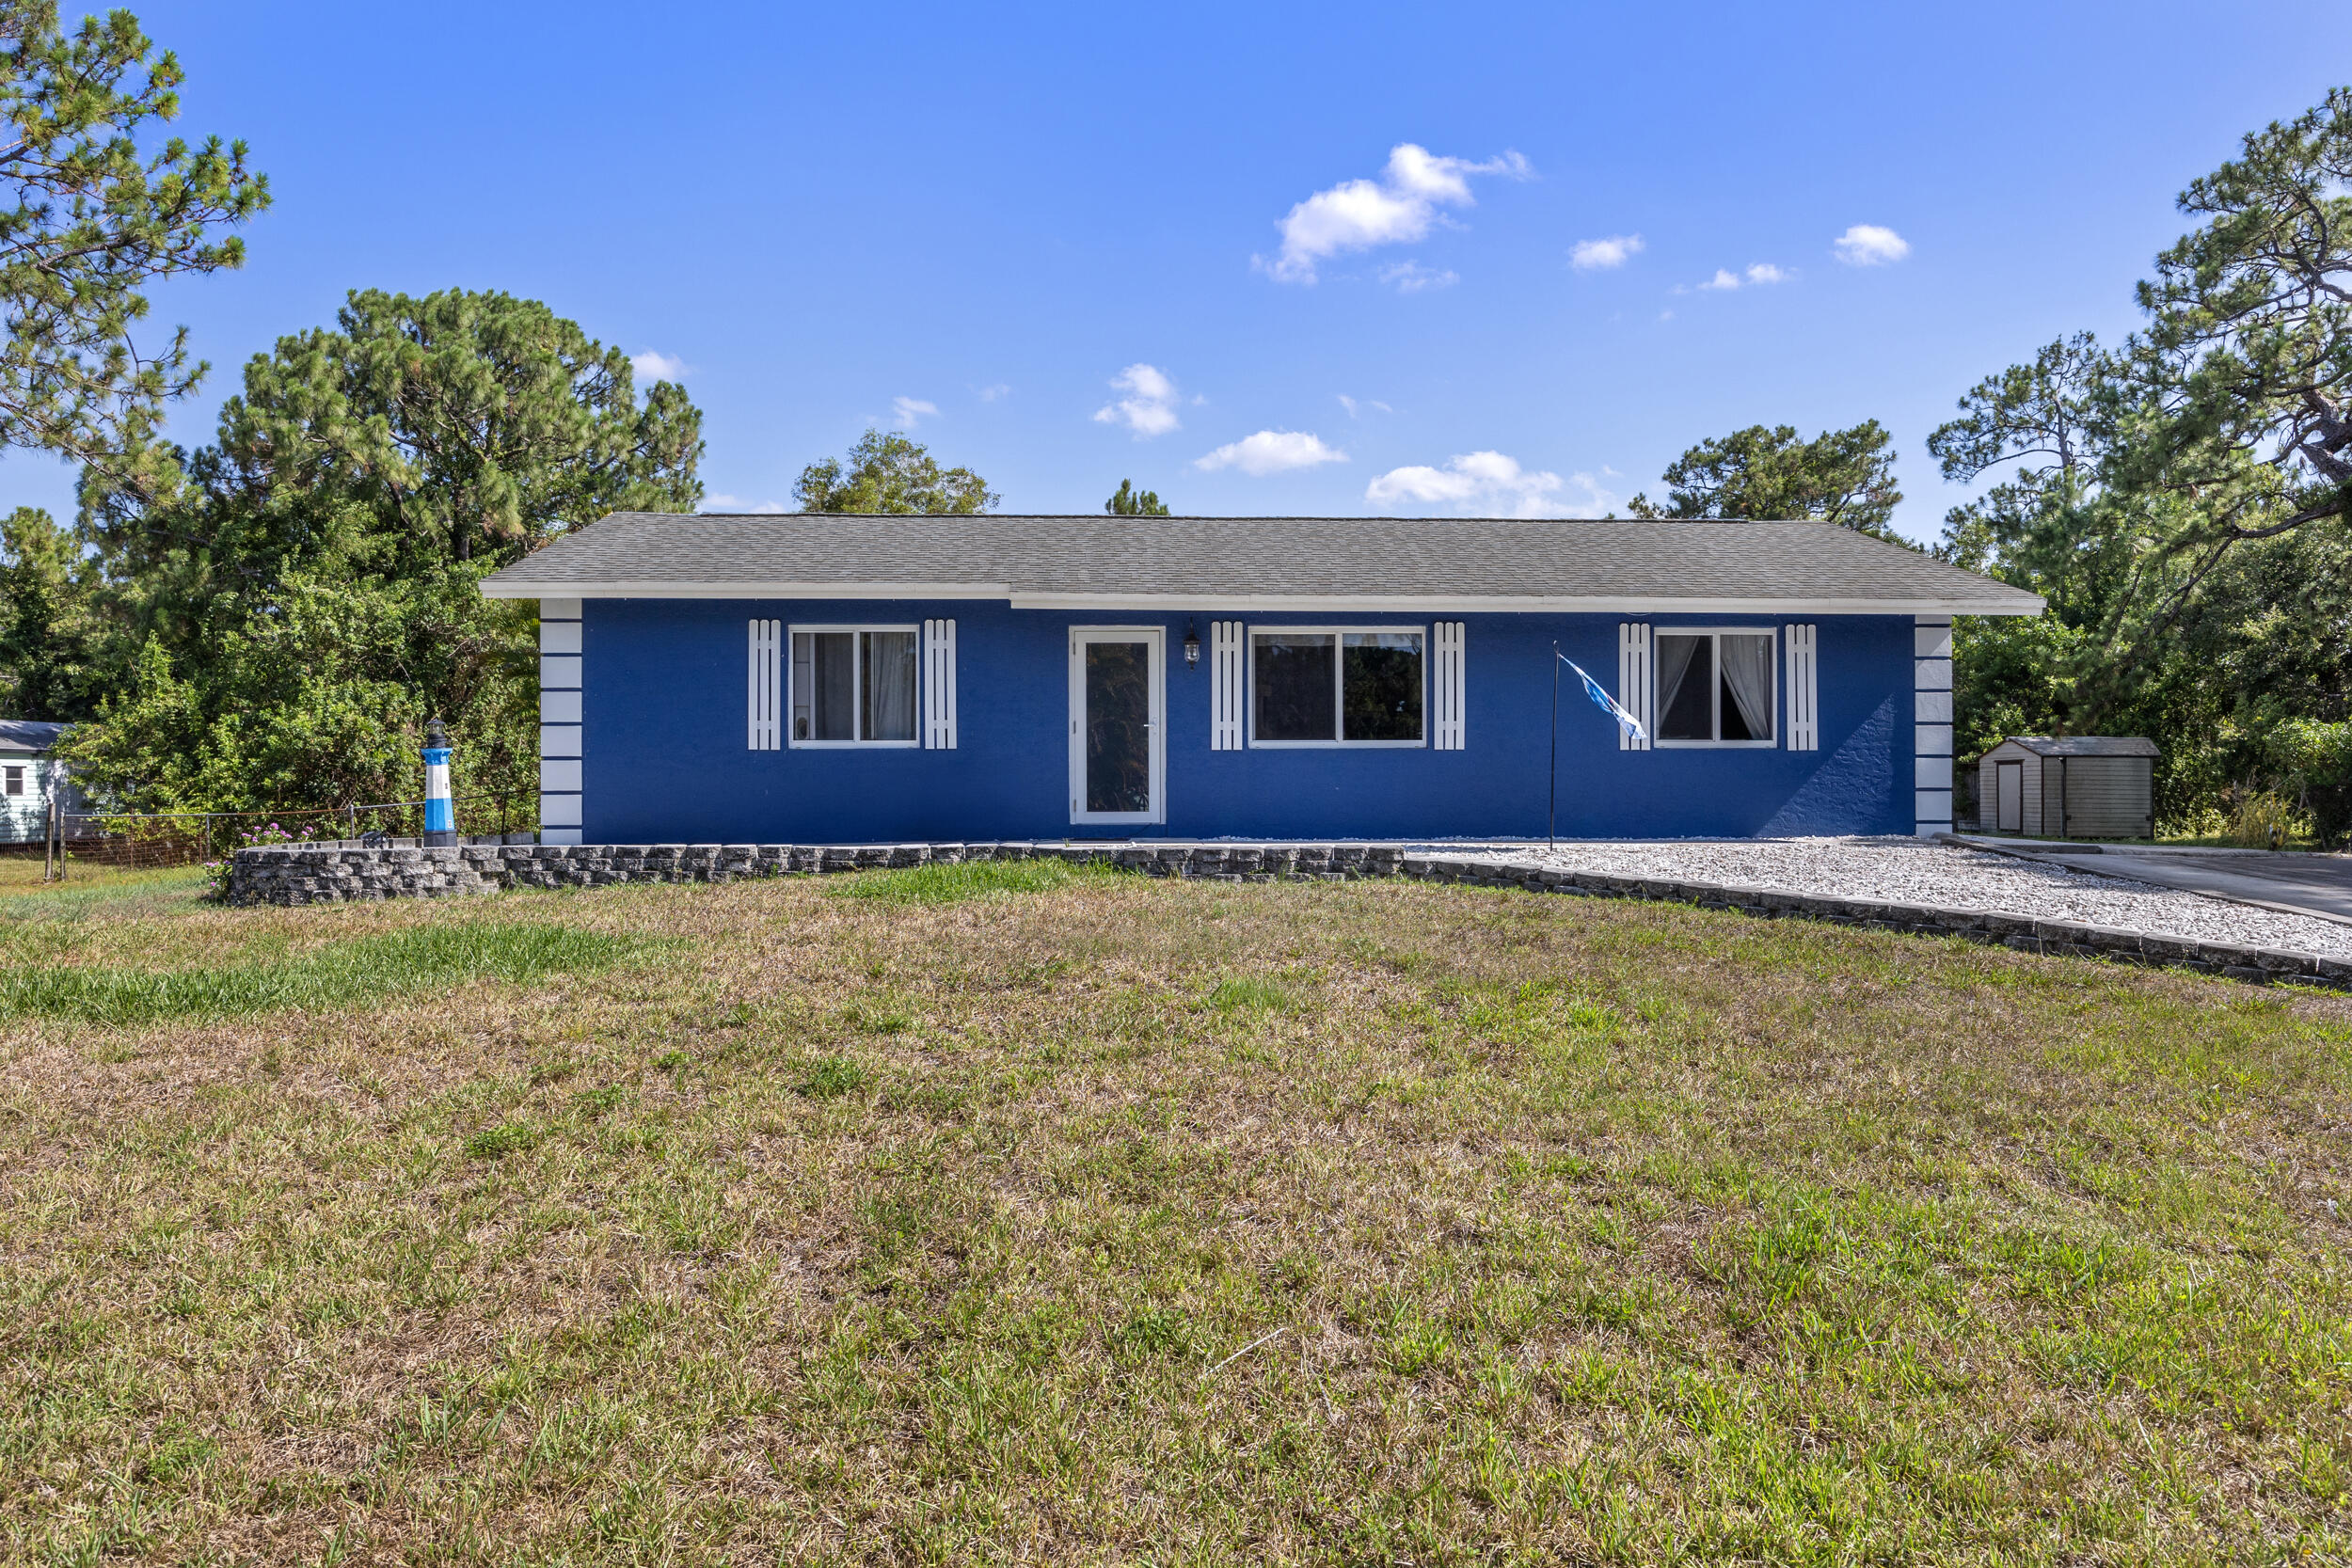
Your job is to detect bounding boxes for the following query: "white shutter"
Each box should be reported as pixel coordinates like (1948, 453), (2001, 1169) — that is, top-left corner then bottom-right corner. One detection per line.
(1786, 622), (1819, 751)
(748, 619), (781, 751)
(922, 618), (958, 749)
(1433, 621), (1466, 750)
(1617, 623), (1651, 752)
(1211, 620), (1244, 750)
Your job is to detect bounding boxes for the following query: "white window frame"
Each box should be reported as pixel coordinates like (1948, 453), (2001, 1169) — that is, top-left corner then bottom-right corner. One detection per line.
(1650, 626), (1779, 750)
(2, 765), (20, 798)
(788, 623), (923, 749)
(1245, 624), (1429, 749)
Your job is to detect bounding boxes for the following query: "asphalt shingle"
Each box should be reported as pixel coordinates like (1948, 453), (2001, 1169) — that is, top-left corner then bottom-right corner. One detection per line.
(478, 513), (2044, 612)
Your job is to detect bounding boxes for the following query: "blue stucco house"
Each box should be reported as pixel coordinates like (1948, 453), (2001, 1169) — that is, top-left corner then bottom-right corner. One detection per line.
(478, 513), (2042, 846)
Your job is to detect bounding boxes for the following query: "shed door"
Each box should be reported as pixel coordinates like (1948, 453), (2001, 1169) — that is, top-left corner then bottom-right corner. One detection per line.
(1995, 760), (2024, 833)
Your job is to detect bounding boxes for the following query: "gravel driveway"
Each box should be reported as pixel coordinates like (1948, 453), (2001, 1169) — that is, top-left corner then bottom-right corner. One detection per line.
(1467, 838), (2352, 960)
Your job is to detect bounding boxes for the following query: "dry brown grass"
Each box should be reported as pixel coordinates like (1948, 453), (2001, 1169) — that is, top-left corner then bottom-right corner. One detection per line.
(3, 866), (2349, 1564)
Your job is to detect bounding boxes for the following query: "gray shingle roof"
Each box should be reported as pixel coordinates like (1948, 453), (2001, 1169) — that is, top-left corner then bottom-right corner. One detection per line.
(478, 513), (2044, 614)
(1989, 736), (2160, 758)
(0, 719), (65, 753)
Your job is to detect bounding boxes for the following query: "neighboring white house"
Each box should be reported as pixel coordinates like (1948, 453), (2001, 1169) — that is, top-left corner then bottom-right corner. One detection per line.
(0, 721), (82, 844)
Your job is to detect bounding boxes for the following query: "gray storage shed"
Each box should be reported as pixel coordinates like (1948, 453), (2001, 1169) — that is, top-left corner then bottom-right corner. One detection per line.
(1976, 736), (2157, 840)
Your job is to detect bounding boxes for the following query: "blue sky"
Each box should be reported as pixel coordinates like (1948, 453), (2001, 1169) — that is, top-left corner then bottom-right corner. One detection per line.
(8, 0), (2351, 543)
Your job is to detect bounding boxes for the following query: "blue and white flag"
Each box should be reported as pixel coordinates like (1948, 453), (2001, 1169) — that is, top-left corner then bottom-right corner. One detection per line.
(1559, 652), (1647, 744)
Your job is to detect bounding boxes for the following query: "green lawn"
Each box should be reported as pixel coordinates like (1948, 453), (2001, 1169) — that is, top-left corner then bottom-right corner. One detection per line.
(2, 866), (2347, 1563)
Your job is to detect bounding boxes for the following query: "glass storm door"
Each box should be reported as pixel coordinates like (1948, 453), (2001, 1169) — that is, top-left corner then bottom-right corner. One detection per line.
(1069, 628), (1164, 827)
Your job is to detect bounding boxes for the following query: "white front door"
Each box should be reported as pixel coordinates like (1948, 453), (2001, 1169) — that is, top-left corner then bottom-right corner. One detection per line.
(1069, 628), (1164, 827)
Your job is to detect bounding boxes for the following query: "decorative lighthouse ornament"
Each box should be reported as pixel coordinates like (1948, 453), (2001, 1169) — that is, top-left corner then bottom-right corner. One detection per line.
(421, 719), (456, 847)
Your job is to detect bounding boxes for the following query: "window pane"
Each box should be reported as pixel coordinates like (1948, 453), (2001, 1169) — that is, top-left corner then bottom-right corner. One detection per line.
(1343, 632), (1423, 741)
(1657, 634), (1713, 740)
(1719, 633), (1773, 742)
(805, 632), (856, 740)
(862, 630), (917, 741)
(1085, 641), (1152, 813)
(1253, 635), (1336, 741)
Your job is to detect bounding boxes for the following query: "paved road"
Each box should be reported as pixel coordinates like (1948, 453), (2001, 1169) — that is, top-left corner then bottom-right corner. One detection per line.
(1963, 839), (2352, 924)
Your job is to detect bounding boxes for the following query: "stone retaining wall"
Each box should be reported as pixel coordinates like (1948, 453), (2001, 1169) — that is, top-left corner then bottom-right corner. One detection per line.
(226, 840), (2352, 991)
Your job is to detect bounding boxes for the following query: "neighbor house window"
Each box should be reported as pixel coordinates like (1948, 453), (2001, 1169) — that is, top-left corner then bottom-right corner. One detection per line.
(1249, 628), (1424, 746)
(2, 765), (19, 796)
(1654, 629), (1776, 746)
(791, 626), (918, 745)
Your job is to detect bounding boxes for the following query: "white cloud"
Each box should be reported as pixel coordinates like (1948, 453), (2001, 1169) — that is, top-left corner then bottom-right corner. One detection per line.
(1570, 233), (1644, 270)
(1256, 143), (1532, 284)
(630, 349), (689, 382)
(1380, 260), (1458, 293)
(702, 495), (787, 514)
(1091, 363), (1181, 437)
(976, 383), (1012, 402)
(1337, 394), (1394, 419)
(891, 396), (939, 429)
(1833, 224), (1910, 266)
(1690, 262), (1788, 292)
(1193, 430), (1347, 476)
(1365, 450), (1617, 518)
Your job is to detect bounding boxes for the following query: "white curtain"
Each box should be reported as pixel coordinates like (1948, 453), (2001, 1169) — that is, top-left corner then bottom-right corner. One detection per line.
(865, 630), (916, 741)
(1720, 633), (1774, 739)
(1654, 634), (1701, 728)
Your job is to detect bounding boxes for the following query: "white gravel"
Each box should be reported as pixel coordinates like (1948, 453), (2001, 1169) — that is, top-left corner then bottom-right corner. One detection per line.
(1459, 838), (2352, 959)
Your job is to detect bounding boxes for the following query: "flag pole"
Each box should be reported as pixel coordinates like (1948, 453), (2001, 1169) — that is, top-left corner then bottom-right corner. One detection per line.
(1549, 640), (1559, 847)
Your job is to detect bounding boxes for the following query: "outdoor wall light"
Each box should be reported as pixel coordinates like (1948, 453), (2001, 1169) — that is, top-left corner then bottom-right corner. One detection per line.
(1183, 620), (1200, 668)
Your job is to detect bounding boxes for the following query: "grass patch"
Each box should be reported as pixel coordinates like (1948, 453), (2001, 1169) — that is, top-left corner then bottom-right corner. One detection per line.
(0, 919), (644, 1024)
(825, 857), (1118, 905)
(1207, 974), (1295, 1012)
(0, 863), (211, 923)
(3, 874), (2350, 1561)
(797, 1053), (869, 1097)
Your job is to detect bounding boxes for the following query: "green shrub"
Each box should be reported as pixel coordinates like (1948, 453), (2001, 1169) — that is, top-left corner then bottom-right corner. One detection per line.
(2267, 718), (2352, 844)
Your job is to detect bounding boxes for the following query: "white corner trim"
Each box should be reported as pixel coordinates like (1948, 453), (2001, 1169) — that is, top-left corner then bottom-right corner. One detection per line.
(1913, 613), (1954, 836)
(543, 605), (585, 838)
